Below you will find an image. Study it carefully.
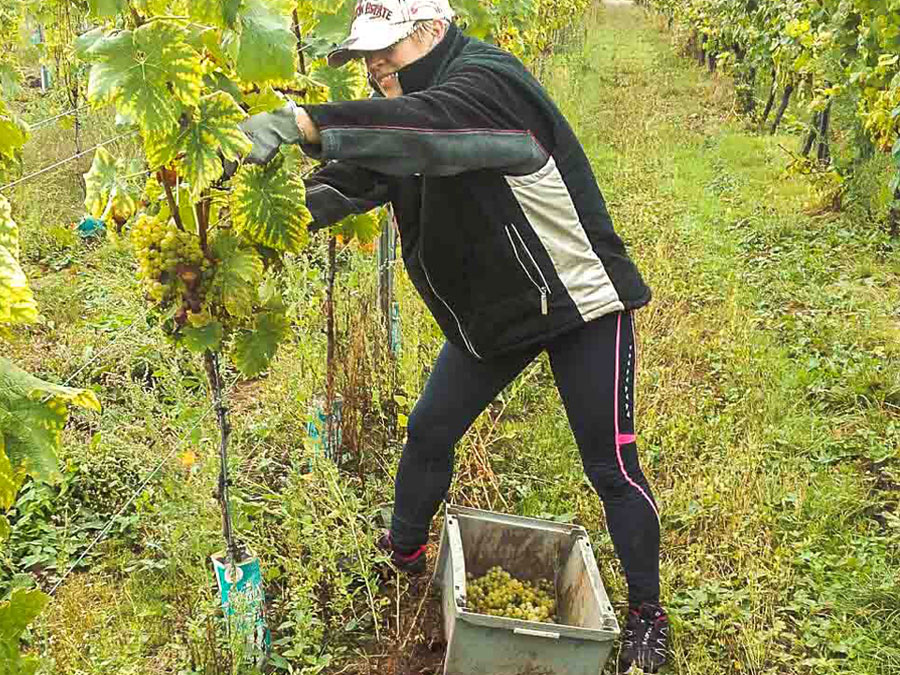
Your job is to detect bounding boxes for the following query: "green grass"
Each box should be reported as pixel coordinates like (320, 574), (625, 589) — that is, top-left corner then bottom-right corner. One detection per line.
(2, 2), (899, 674)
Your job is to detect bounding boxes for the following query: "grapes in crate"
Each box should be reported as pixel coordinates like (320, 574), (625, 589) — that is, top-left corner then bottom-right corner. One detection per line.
(464, 565), (558, 624)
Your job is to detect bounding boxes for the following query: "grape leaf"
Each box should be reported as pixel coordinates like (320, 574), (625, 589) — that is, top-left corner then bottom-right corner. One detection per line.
(309, 60), (368, 101)
(0, 100), (28, 163)
(156, 184), (202, 234)
(83, 148), (118, 218)
(0, 514), (9, 544)
(0, 358), (102, 413)
(85, 23), (202, 136)
(333, 209), (383, 244)
(0, 247), (37, 326)
(182, 320), (224, 354)
(0, 358), (100, 483)
(190, 0), (242, 28)
(243, 88), (286, 115)
(311, 0), (356, 46)
(83, 147), (140, 222)
(1, 398), (62, 482)
(0, 195), (19, 259)
(0, 436), (21, 511)
(211, 233), (263, 318)
(231, 161), (311, 253)
(0, 198), (37, 325)
(453, 0), (494, 40)
(236, 0), (297, 84)
(87, 0), (125, 18)
(232, 311), (290, 378)
(74, 27), (105, 60)
(146, 92), (251, 195)
(0, 588), (49, 642)
(0, 62), (21, 99)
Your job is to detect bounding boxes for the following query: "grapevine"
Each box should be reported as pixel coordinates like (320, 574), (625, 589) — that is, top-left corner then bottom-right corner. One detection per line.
(638, 0), (900, 233)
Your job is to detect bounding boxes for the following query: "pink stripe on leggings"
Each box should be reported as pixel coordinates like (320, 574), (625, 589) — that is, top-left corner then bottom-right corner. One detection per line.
(614, 313), (660, 523)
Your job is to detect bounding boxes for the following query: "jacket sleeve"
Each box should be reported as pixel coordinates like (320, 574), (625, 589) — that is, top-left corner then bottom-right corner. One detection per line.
(301, 65), (551, 177)
(304, 161), (394, 231)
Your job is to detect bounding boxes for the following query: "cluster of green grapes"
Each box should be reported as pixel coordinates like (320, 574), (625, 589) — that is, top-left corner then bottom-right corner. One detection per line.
(131, 215), (211, 321)
(464, 566), (558, 624)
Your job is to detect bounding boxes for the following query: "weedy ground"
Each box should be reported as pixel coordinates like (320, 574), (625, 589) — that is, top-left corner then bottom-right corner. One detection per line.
(2, 2), (899, 674)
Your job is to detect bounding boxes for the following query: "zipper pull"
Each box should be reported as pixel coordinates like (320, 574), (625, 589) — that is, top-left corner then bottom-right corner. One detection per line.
(541, 289), (548, 316)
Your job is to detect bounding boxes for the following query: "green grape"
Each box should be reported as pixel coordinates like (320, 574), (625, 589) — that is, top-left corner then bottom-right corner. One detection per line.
(131, 214), (210, 311)
(464, 565), (559, 624)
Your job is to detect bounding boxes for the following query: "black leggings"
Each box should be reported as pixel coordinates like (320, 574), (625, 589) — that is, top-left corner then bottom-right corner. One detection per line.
(391, 311), (661, 606)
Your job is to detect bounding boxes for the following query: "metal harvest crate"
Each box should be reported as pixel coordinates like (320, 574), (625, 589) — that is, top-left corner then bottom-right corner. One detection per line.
(435, 504), (620, 675)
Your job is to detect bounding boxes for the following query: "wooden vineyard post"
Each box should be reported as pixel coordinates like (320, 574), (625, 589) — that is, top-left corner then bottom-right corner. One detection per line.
(325, 236), (339, 465)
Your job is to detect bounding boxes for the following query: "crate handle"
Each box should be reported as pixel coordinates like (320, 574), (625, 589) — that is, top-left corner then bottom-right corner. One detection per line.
(513, 627), (560, 640)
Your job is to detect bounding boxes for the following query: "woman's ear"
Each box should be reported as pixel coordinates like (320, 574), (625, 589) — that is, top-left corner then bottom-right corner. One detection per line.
(433, 20), (448, 43)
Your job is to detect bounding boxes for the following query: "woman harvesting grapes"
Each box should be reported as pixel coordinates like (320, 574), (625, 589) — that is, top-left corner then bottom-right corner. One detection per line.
(240, 0), (668, 670)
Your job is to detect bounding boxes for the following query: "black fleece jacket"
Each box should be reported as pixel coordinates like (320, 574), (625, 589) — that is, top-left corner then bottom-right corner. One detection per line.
(302, 24), (651, 359)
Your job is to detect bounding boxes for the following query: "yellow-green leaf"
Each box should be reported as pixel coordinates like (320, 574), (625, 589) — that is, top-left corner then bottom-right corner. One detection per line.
(332, 209), (383, 244)
(0, 358), (101, 483)
(0, 99), (29, 163)
(83, 149), (141, 223)
(86, 23), (202, 136)
(236, 0), (298, 84)
(243, 88), (286, 115)
(231, 161), (311, 253)
(0, 435), (22, 511)
(0, 588), (49, 642)
(87, 0), (125, 18)
(310, 0), (357, 47)
(310, 60), (368, 101)
(0, 246), (37, 325)
(232, 311), (290, 377)
(0, 196), (38, 325)
(190, 0), (242, 28)
(146, 92), (251, 195)
(211, 233), (262, 318)
(0, 195), (19, 259)
(182, 320), (224, 354)
(0, 357), (101, 413)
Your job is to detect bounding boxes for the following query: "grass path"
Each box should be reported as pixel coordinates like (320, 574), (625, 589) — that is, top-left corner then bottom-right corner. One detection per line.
(526, 3), (900, 673)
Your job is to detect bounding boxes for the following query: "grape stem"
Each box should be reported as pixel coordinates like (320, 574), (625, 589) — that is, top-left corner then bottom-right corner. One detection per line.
(197, 196), (209, 254)
(159, 172), (185, 232)
(205, 350), (244, 570)
(292, 9), (307, 76)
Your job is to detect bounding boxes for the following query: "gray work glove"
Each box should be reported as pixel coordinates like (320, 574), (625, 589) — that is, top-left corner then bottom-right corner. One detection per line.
(239, 101), (303, 166)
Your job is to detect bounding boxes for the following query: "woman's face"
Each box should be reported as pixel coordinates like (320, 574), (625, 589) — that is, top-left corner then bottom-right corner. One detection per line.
(363, 21), (445, 98)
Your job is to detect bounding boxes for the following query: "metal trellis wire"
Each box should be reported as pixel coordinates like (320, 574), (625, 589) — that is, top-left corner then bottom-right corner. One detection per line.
(30, 104), (92, 130)
(0, 130), (138, 193)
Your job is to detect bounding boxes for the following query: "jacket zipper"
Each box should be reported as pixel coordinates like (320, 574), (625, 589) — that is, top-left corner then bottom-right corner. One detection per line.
(420, 253), (482, 359)
(505, 224), (552, 315)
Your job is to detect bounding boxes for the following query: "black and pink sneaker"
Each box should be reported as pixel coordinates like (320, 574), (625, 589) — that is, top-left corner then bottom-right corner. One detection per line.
(375, 531), (427, 575)
(618, 603), (670, 673)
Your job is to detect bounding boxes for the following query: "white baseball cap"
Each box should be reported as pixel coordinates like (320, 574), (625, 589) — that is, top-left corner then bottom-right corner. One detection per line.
(327, 0), (455, 68)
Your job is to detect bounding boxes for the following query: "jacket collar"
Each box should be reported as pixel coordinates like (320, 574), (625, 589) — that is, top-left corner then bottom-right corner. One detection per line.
(397, 23), (466, 94)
